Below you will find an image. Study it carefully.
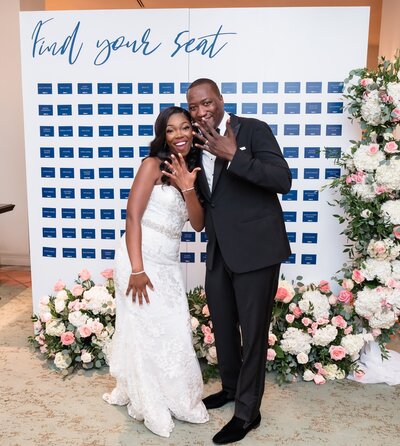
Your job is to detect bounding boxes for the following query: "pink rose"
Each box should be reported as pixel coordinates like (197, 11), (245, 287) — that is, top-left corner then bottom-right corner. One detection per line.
(316, 317), (329, 326)
(311, 322), (318, 331)
(268, 333), (277, 346)
(292, 306), (302, 318)
(71, 284), (84, 297)
(40, 312), (52, 323)
(344, 326), (353, 334)
(275, 287), (293, 303)
(301, 317), (312, 327)
(345, 175), (353, 184)
(331, 315), (347, 329)
(54, 279), (65, 292)
(367, 143), (379, 155)
(101, 268), (114, 279)
(329, 345), (347, 361)
(266, 348), (276, 361)
(61, 331), (75, 346)
(393, 226), (400, 239)
(375, 185), (387, 195)
(384, 141), (398, 153)
(352, 269), (365, 284)
(79, 325), (92, 338)
(392, 107), (400, 120)
(353, 369), (365, 380)
(79, 268), (91, 281)
(40, 345), (48, 354)
(204, 333), (215, 344)
(386, 278), (400, 288)
(285, 314), (295, 324)
(91, 321), (104, 334)
(202, 304), (210, 317)
(372, 328), (381, 337)
(360, 78), (373, 87)
(318, 280), (330, 293)
(201, 324), (212, 335)
(338, 290), (353, 304)
(313, 374), (326, 385)
(328, 295), (338, 305)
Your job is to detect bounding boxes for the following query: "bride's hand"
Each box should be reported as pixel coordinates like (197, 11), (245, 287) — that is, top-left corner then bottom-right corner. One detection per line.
(126, 272), (154, 305)
(162, 153), (201, 192)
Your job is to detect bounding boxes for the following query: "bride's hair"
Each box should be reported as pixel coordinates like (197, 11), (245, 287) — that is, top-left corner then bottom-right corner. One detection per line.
(148, 106), (198, 184)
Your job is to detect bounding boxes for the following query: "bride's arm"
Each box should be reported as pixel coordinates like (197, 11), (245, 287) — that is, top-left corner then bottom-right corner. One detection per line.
(125, 157), (160, 304)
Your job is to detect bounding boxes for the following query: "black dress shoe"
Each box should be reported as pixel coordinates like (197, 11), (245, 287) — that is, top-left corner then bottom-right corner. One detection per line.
(212, 413), (261, 445)
(202, 390), (235, 409)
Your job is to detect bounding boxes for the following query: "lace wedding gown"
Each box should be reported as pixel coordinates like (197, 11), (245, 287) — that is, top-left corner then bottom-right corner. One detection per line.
(103, 185), (209, 437)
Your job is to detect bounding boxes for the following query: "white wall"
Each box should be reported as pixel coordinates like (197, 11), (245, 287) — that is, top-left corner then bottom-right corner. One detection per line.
(0, 0), (29, 265)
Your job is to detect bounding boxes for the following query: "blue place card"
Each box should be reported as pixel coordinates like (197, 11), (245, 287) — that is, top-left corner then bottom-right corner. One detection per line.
(269, 124), (278, 136)
(39, 105), (53, 116)
(120, 189), (130, 199)
(304, 147), (320, 158)
(283, 147), (299, 158)
(287, 232), (296, 243)
(180, 252), (195, 263)
(290, 168), (298, 179)
(41, 167), (55, 178)
(63, 248), (77, 258)
(325, 168), (341, 179)
(119, 168), (134, 178)
(221, 82), (237, 94)
(98, 147), (113, 158)
(159, 83), (174, 94)
(181, 231), (196, 242)
(81, 189), (95, 199)
(242, 82), (258, 93)
(121, 209), (126, 220)
(43, 228), (56, 238)
(284, 125), (300, 136)
(305, 124), (321, 136)
(138, 83), (153, 94)
(325, 147), (342, 158)
(81, 209), (95, 219)
(78, 83), (92, 94)
(101, 229), (115, 240)
(98, 83), (112, 94)
(284, 103), (300, 114)
(99, 168), (114, 178)
(38, 83), (52, 94)
(60, 168), (74, 178)
(62, 228), (76, 239)
(57, 105), (72, 116)
(99, 126), (113, 137)
(82, 249), (96, 259)
(262, 103), (278, 114)
(201, 232), (208, 243)
(160, 103), (175, 111)
(119, 125), (133, 136)
(101, 249), (115, 260)
(82, 229), (96, 239)
(283, 211), (297, 222)
(180, 82), (191, 94)
(303, 211), (318, 222)
(301, 254), (317, 265)
(283, 253), (296, 264)
(43, 247), (56, 257)
(327, 82), (343, 93)
(282, 190), (298, 201)
(305, 103), (321, 114)
(201, 252), (207, 263)
(138, 125), (152, 136)
(79, 126), (93, 137)
(42, 207), (56, 218)
(60, 188), (75, 199)
(40, 126), (54, 137)
(61, 208), (76, 219)
(100, 189), (114, 199)
(98, 104), (113, 115)
(262, 82), (278, 93)
(326, 125), (342, 136)
(242, 103), (257, 114)
(78, 104), (93, 115)
(40, 147), (54, 158)
(306, 82), (322, 93)
(118, 104), (133, 115)
(118, 83), (132, 94)
(138, 103), (153, 114)
(284, 82), (300, 93)
(42, 187), (56, 198)
(327, 102), (343, 114)
(304, 168), (320, 179)
(302, 233), (318, 244)
(224, 103), (237, 114)
(80, 169), (95, 180)
(79, 147), (93, 158)
(139, 146), (150, 157)
(303, 190), (319, 201)
(59, 126), (73, 137)
(119, 147), (134, 158)
(58, 83), (72, 94)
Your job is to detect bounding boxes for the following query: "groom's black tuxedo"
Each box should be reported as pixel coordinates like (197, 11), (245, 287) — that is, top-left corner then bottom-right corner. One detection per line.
(197, 113), (291, 423)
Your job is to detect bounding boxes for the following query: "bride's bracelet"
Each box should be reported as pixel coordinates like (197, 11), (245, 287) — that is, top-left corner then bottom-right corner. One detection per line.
(181, 187), (195, 193)
(131, 270), (145, 276)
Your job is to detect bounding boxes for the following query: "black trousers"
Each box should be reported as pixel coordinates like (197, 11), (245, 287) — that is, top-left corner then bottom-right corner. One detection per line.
(205, 244), (280, 423)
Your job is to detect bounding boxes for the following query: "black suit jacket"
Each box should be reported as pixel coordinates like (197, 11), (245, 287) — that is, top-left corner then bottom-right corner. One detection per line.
(197, 114), (292, 273)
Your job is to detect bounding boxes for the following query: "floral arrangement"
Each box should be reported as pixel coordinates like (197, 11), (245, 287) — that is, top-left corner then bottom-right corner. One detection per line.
(29, 268), (116, 375)
(329, 53), (400, 353)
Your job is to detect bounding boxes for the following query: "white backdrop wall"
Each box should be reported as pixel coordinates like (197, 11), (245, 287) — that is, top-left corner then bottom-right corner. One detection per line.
(19, 7), (370, 311)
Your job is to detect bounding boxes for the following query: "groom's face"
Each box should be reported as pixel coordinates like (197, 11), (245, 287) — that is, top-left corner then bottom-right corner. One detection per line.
(187, 83), (224, 130)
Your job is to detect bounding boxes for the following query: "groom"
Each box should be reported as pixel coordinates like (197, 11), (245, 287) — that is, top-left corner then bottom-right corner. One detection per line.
(186, 78), (292, 444)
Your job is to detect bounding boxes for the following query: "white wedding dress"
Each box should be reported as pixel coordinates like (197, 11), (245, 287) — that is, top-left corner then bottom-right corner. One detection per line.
(103, 185), (208, 437)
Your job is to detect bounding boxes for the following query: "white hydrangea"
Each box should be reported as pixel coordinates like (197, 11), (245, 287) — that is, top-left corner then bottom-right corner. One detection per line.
(312, 325), (338, 347)
(391, 260), (400, 279)
(280, 327), (312, 355)
(298, 290), (331, 319)
(54, 351), (72, 370)
(367, 239), (400, 261)
(381, 200), (400, 225)
(361, 90), (386, 126)
(340, 334), (365, 358)
(83, 285), (115, 315)
(361, 258), (392, 284)
(68, 310), (89, 328)
(45, 319), (66, 336)
(387, 82), (400, 106)
(353, 143), (385, 172)
(352, 183), (377, 201)
(375, 159), (400, 191)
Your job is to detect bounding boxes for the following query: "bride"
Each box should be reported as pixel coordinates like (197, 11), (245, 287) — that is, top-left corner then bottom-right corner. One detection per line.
(103, 106), (209, 437)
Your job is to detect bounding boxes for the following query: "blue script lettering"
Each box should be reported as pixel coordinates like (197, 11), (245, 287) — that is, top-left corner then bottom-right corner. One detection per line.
(95, 28), (161, 66)
(31, 18), (83, 65)
(171, 25), (237, 58)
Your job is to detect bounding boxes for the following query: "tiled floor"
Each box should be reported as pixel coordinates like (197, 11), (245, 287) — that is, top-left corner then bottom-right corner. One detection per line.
(0, 266), (31, 304)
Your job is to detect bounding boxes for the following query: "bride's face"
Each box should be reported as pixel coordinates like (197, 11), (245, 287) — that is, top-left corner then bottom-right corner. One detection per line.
(165, 113), (193, 157)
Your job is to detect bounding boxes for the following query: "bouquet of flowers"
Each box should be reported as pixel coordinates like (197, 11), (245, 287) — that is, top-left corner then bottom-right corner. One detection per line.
(29, 268), (116, 375)
(266, 278), (367, 384)
(187, 286), (218, 381)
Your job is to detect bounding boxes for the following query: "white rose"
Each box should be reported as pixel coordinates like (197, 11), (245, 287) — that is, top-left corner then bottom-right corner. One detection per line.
(206, 346), (218, 365)
(191, 317), (199, 331)
(56, 290), (68, 301)
(81, 351), (92, 363)
(303, 370), (315, 381)
(296, 352), (309, 364)
(360, 209), (372, 218)
(54, 298), (66, 313)
(54, 351), (71, 370)
(40, 295), (50, 306)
